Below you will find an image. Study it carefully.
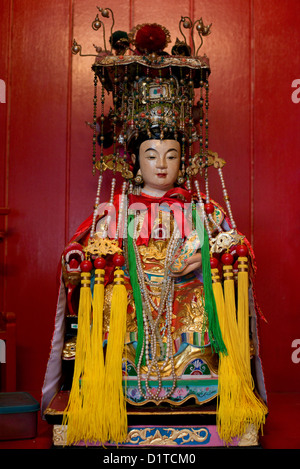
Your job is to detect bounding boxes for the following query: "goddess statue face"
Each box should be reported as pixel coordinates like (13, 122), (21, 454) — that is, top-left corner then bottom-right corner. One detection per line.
(135, 139), (181, 195)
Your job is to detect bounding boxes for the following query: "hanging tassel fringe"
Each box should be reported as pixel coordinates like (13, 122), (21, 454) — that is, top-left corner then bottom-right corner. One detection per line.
(103, 268), (128, 444)
(213, 263), (267, 444)
(62, 270), (92, 445)
(237, 256), (251, 375)
(63, 261), (128, 446)
(85, 267), (106, 443)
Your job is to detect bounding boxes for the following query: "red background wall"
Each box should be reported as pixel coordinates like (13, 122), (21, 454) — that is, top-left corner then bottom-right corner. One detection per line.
(0, 0), (299, 412)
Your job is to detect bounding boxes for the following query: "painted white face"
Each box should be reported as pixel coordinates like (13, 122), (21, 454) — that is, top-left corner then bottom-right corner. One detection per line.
(138, 139), (181, 195)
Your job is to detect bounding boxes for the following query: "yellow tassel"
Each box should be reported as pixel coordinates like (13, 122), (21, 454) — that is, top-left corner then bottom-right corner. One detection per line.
(62, 271), (92, 445)
(217, 264), (243, 442)
(237, 256), (251, 376)
(211, 268), (226, 338)
(212, 267), (240, 443)
(84, 268), (106, 443)
(103, 268), (128, 444)
(213, 265), (267, 444)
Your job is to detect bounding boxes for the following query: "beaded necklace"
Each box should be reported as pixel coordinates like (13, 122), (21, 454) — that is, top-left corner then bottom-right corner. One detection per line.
(131, 210), (181, 402)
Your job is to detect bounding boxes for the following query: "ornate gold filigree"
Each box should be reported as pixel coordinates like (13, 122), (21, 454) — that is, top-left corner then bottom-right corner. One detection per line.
(191, 150), (226, 176)
(53, 425), (67, 446)
(138, 240), (168, 265)
(238, 424), (259, 446)
(127, 426), (210, 446)
(62, 337), (76, 360)
(83, 235), (121, 257)
(174, 287), (206, 337)
(210, 229), (244, 254)
(206, 150), (226, 168)
(53, 424), (212, 447)
(185, 153), (201, 176)
(95, 154), (133, 179)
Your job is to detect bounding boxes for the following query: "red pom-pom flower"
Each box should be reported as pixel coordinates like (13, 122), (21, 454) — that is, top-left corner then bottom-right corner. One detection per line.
(135, 24), (168, 53)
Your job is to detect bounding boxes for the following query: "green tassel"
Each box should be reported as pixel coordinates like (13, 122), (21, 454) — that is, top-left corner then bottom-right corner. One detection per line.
(192, 203), (227, 355)
(127, 214), (145, 366)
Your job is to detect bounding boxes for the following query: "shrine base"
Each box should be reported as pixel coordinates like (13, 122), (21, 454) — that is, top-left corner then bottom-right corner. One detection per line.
(45, 391), (260, 448)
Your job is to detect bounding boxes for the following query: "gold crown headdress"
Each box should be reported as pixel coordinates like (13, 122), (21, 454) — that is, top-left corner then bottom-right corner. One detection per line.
(72, 9), (213, 178)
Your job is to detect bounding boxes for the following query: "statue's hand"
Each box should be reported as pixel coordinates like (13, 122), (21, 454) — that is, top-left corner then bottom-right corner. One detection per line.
(170, 253), (202, 277)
